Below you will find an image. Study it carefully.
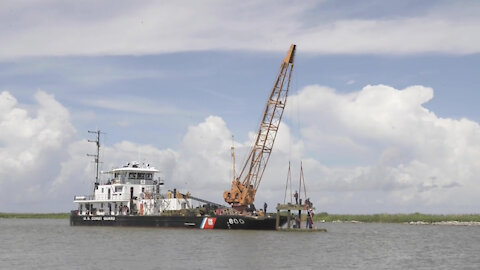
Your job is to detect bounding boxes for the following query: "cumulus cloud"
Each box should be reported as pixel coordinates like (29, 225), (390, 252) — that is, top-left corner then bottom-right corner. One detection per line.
(0, 90), (75, 210)
(2, 86), (479, 213)
(0, 90), (244, 212)
(41, 116), (232, 208)
(50, 115), (246, 209)
(1, 1), (480, 59)
(288, 84), (480, 212)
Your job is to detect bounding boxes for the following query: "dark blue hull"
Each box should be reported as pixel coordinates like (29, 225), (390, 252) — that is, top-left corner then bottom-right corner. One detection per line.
(69, 212), (287, 230)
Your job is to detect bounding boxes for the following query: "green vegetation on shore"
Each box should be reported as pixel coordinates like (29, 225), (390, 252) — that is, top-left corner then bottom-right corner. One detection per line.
(313, 213), (480, 223)
(0, 212), (69, 219)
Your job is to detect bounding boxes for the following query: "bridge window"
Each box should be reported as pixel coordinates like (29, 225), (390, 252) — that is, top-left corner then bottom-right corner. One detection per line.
(128, 173), (136, 179)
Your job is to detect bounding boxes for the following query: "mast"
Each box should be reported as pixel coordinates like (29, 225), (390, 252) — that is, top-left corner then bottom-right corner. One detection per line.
(231, 135), (236, 182)
(298, 161), (308, 204)
(283, 161), (293, 204)
(87, 130), (101, 187)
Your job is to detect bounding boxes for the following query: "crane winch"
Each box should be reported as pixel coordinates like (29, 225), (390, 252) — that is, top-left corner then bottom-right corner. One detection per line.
(223, 44), (296, 210)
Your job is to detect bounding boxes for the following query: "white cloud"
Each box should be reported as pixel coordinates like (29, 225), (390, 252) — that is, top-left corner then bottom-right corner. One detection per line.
(2, 86), (480, 213)
(1, 1), (480, 59)
(297, 17), (480, 55)
(0, 90), (75, 210)
(82, 96), (185, 116)
(51, 115), (239, 209)
(287, 84), (480, 212)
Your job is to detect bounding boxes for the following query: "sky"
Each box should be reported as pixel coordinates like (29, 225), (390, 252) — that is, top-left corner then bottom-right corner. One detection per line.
(0, 0), (479, 214)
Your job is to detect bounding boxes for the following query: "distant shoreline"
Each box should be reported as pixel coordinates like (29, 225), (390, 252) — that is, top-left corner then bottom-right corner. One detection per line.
(313, 213), (480, 224)
(2, 212), (480, 224)
(0, 213), (69, 219)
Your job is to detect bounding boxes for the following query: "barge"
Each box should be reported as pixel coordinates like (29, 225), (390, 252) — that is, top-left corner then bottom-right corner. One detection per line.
(70, 44), (297, 230)
(70, 161), (287, 230)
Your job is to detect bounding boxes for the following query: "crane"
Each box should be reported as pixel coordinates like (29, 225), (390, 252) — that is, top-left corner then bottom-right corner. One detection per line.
(223, 44), (296, 210)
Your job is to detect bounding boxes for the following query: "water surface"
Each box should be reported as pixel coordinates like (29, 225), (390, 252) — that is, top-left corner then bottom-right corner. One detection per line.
(1, 219), (479, 269)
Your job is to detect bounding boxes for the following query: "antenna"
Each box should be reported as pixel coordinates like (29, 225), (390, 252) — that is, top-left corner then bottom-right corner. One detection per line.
(87, 130), (102, 186)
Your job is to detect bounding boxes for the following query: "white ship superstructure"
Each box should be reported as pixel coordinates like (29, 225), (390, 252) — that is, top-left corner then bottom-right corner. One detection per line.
(73, 162), (193, 216)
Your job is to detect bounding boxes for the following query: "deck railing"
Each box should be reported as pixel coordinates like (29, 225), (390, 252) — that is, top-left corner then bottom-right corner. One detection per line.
(98, 178), (163, 185)
(74, 193), (130, 201)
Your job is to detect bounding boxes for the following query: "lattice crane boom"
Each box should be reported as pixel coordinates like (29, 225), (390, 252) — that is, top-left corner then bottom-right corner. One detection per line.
(223, 44), (296, 209)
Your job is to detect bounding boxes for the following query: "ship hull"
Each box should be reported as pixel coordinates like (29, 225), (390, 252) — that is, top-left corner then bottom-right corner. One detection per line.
(69, 212), (288, 230)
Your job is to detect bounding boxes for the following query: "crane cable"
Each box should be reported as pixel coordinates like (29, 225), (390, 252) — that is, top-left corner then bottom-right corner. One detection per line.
(293, 59), (309, 203)
(283, 53), (310, 204)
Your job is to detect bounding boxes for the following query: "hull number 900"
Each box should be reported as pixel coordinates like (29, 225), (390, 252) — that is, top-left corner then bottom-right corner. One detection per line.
(228, 218), (245, 225)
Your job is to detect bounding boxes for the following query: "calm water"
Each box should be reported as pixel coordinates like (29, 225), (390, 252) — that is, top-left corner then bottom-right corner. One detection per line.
(1, 218), (479, 270)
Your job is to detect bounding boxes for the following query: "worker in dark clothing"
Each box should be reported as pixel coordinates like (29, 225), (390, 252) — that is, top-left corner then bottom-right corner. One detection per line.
(294, 191), (299, 204)
(305, 198), (311, 208)
(306, 209), (314, 229)
(263, 202), (267, 214)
